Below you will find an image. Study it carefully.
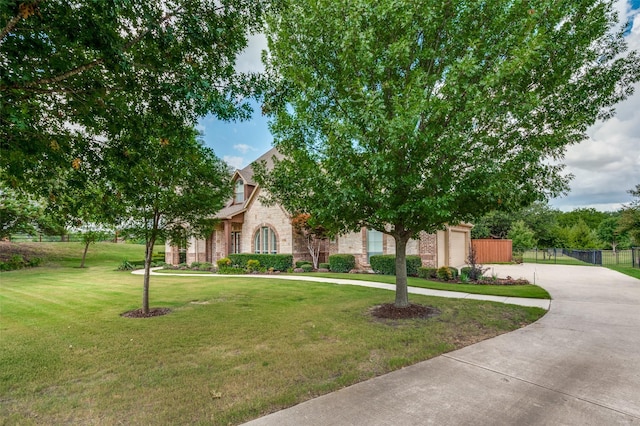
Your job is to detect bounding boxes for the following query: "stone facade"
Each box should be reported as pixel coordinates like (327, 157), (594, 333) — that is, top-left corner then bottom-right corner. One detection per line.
(165, 148), (472, 269)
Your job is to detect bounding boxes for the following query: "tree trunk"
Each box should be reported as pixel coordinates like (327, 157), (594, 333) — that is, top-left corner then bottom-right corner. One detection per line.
(394, 233), (411, 308)
(80, 241), (90, 268)
(307, 235), (321, 269)
(143, 238), (155, 314)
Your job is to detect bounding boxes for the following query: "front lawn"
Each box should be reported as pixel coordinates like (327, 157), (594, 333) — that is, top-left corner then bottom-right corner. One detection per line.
(0, 242), (546, 425)
(606, 265), (640, 280)
(307, 272), (551, 299)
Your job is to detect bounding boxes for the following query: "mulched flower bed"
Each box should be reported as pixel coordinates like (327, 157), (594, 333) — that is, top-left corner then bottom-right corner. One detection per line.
(121, 308), (172, 318)
(473, 276), (530, 285)
(371, 303), (441, 320)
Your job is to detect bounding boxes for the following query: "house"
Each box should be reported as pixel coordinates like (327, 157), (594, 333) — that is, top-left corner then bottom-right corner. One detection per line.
(165, 148), (472, 269)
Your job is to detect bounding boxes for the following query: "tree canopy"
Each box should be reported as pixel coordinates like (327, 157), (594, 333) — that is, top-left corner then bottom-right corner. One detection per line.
(1, 0), (274, 187)
(619, 184), (640, 245)
(259, 0), (640, 307)
(109, 128), (232, 314)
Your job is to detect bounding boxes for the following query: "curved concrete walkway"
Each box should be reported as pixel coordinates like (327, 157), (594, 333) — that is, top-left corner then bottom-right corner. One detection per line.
(243, 264), (640, 425)
(133, 267), (550, 309)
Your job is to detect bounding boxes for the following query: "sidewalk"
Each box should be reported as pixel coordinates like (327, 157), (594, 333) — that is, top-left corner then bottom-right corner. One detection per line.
(133, 267), (551, 310)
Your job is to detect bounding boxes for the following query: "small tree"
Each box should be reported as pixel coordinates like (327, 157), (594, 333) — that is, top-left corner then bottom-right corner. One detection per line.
(111, 128), (231, 315)
(465, 243), (488, 281)
(78, 230), (112, 268)
(291, 213), (328, 269)
(508, 220), (537, 253)
(569, 219), (598, 249)
(597, 216), (627, 252)
(619, 184), (640, 245)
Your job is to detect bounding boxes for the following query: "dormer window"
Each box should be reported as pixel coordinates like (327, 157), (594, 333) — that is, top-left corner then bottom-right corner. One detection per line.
(234, 179), (244, 203)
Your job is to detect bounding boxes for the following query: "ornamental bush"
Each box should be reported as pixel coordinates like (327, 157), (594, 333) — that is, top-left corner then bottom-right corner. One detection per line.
(295, 260), (313, 268)
(228, 254), (293, 271)
(369, 255), (422, 276)
(436, 266), (458, 281)
(437, 266), (453, 281)
(460, 265), (488, 281)
(328, 254), (355, 273)
(246, 259), (261, 273)
(319, 262), (330, 269)
(300, 263), (313, 272)
(216, 257), (232, 269)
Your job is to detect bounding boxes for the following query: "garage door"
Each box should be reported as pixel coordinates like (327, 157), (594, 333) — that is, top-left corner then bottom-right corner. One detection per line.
(449, 231), (467, 267)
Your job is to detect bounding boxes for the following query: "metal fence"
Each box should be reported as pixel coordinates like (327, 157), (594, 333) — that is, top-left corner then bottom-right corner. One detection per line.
(519, 247), (640, 268)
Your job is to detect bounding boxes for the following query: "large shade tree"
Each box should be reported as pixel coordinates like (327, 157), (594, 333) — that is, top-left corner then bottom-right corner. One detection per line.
(0, 0), (275, 188)
(259, 0), (640, 308)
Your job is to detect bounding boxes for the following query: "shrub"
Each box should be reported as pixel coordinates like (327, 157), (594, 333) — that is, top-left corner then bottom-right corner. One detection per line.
(117, 260), (135, 271)
(246, 259), (261, 273)
(418, 267), (437, 279)
(28, 257), (42, 267)
(460, 265), (487, 281)
(329, 254), (355, 273)
(369, 255), (394, 275)
(295, 260), (313, 268)
(190, 261), (213, 271)
(228, 254), (293, 271)
(8, 255), (26, 270)
(216, 257), (232, 269)
(319, 262), (330, 270)
(301, 264), (313, 272)
(449, 267), (459, 279)
(218, 266), (246, 275)
(369, 255), (422, 276)
(437, 266), (453, 281)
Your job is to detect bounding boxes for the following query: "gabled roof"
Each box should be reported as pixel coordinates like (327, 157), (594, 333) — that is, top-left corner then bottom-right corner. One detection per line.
(216, 147), (282, 220)
(236, 147), (282, 186)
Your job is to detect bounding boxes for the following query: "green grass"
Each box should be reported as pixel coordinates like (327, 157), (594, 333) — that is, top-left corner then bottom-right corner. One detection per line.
(306, 273), (551, 299)
(0, 242), (546, 425)
(606, 265), (640, 280)
(155, 269), (215, 274)
(521, 251), (590, 265)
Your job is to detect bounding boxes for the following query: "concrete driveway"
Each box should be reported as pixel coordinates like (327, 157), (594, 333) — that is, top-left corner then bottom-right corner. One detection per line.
(244, 264), (640, 425)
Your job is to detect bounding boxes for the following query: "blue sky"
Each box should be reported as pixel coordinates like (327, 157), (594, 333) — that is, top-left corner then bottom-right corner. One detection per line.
(199, 1), (640, 212)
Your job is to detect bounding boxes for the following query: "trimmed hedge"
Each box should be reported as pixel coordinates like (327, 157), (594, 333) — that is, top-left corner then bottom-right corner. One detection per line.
(300, 264), (313, 272)
(418, 267), (437, 279)
(369, 255), (422, 276)
(295, 260), (313, 268)
(228, 254), (293, 272)
(329, 254), (355, 273)
(319, 263), (330, 270)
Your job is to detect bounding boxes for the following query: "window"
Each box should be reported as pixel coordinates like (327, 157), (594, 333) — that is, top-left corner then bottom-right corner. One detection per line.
(254, 226), (278, 254)
(231, 232), (241, 254)
(367, 229), (383, 262)
(234, 179), (244, 203)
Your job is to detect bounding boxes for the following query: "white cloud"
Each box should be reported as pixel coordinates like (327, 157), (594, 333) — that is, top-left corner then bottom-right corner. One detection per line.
(234, 33), (267, 73)
(234, 143), (256, 154)
(550, 1), (640, 211)
(223, 155), (246, 170)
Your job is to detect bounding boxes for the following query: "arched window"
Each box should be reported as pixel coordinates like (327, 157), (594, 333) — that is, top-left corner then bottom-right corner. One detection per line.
(234, 179), (244, 203)
(254, 226), (278, 254)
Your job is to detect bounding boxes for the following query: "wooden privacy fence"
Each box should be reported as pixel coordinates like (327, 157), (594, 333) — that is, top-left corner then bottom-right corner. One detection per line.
(472, 239), (513, 264)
